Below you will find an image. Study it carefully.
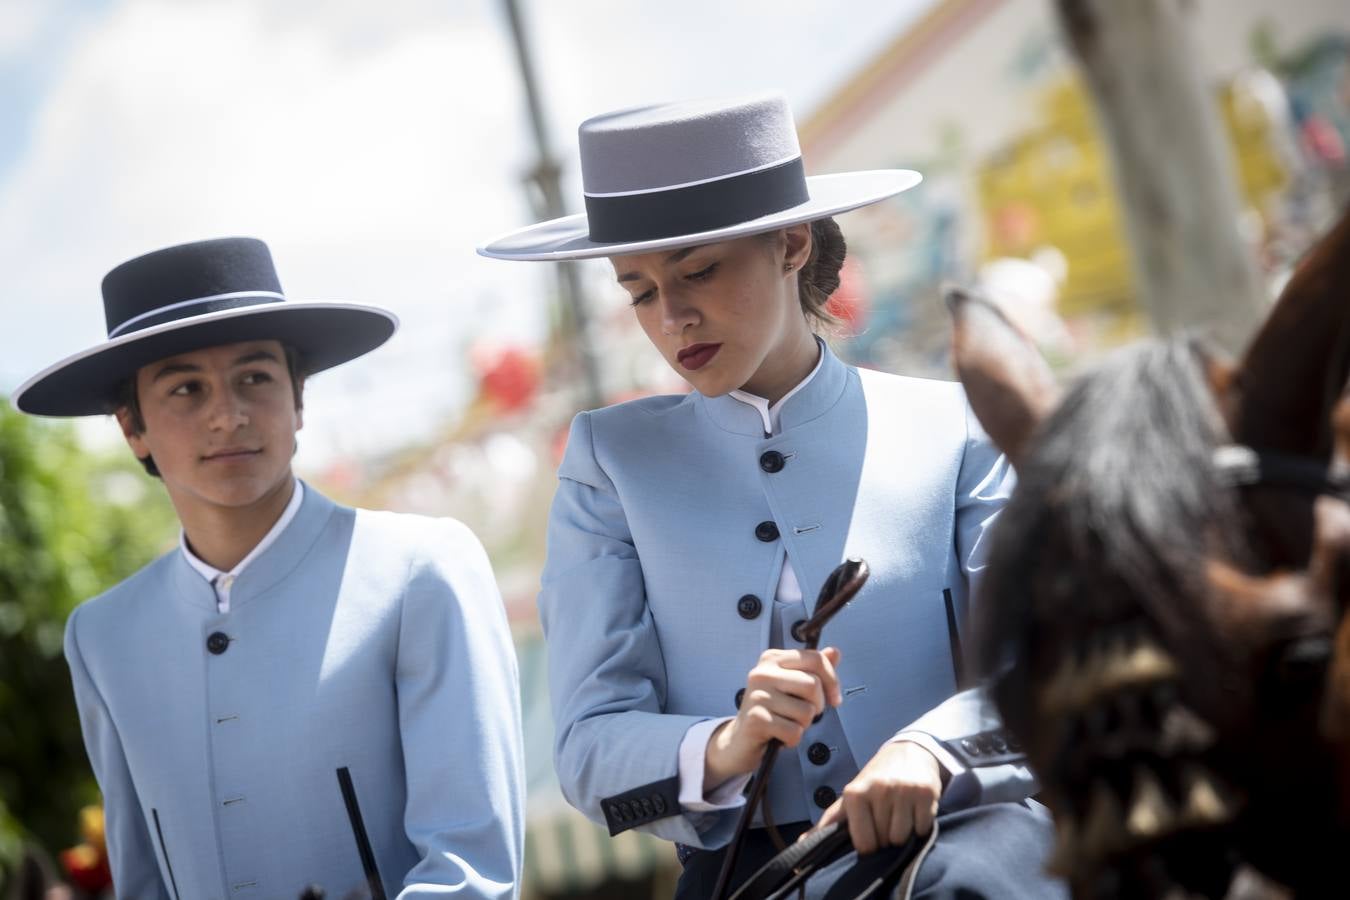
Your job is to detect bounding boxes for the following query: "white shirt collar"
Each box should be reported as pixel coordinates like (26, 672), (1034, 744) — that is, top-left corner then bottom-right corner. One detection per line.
(727, 340), (825, 437)
(180, 480), (305, 584)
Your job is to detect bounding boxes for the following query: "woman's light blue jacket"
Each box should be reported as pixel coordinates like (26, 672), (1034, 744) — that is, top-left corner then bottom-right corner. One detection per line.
(540, 343), (1033, 849)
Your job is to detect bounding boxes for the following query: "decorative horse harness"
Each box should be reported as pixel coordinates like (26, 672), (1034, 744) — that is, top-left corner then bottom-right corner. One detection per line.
(1212, 443), (1349, 673)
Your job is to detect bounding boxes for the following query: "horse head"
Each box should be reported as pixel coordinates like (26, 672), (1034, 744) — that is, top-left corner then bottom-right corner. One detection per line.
(948, 205), (1350, 898)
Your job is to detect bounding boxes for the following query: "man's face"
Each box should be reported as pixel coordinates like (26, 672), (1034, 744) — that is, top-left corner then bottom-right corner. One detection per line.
(117, 340), (303, 512)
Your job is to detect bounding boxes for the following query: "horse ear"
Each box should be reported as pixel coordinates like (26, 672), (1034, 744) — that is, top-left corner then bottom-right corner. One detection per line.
(946, 286), (1061, 467)
(1226, 205), (1350, 453)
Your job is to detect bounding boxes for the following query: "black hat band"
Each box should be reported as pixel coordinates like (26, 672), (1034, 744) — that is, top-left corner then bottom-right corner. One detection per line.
(108, 291), (286, 339)
(583, 156), (808, 244)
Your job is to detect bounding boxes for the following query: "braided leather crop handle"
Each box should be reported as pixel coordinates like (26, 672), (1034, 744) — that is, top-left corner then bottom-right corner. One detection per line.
(710, 559), (870, 900)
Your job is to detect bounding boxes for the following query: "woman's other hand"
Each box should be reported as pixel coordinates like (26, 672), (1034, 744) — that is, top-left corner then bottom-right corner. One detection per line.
(813, 740), (943, 854)
(704, 647), (842, 787)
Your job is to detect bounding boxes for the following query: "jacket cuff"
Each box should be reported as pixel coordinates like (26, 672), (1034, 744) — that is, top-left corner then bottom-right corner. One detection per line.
(599, 776), (682, 836)
(888, 731), (967, 783)
(677, 717), (750, 812)
(939, 727), (1025, 769)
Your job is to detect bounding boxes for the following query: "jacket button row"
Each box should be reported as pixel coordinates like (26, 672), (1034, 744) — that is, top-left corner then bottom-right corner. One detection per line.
(759, 450), (785, 473)
(206, 632), (230, 655)
(807, 742), (831, 766)
(961, 731), (1014, 757)
(813, 786), (837, 809)
(612, 794), (666, 823)
(737, 594), (762, 620)
(755, 521), (779, 542)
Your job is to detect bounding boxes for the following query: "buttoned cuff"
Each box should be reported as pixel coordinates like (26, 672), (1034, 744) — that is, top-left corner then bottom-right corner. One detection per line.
(888, 730), (967, 783)
(600, 777), (681, 835)
(678, 717), (750, 812)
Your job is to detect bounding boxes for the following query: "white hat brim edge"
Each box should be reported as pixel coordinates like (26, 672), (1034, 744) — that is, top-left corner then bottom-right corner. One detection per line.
(11, 300), (399, 415)
(476, 169), (922, 262)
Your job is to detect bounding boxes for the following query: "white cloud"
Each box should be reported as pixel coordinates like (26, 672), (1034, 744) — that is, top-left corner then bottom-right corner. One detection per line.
(0, 0), (555, 467)
(0, 0), (47, 57)
(0, 0), (934, 468)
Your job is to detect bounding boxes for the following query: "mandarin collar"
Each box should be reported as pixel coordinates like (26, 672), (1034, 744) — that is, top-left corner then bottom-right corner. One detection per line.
(699, 337), (848, 437)
(180, 479), (304, 582)
(728, 340), (826, 435)
(171, 481), (337, 612)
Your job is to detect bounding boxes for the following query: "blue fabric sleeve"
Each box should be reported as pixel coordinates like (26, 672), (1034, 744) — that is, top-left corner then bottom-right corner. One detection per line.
(65, 605), (174, 900)
(394, 520), (526, 898)
(540, 411), (737, 848)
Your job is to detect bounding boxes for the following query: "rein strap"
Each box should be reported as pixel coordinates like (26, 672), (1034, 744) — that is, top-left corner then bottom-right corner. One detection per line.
(1212, 444), (1350, 501)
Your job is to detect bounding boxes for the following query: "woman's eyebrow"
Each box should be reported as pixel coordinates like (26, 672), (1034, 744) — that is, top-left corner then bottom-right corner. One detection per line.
(616, 246), (704, 282)
(664, 246), (699, 265)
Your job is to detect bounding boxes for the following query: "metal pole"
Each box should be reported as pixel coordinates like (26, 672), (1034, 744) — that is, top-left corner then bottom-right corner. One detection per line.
(499, 0), (605, 409)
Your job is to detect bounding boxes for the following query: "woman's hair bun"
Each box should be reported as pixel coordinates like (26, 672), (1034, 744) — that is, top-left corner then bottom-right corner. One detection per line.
(799, 217), (847, 327)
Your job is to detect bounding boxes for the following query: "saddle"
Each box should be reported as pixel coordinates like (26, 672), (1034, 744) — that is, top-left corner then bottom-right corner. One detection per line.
(727, 820), (934, 900)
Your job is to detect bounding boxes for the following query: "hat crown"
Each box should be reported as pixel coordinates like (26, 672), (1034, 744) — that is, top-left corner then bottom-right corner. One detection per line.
(578, 94), (801, 196)
(14, 236), (400, 417)
(101, 237), (283, 337)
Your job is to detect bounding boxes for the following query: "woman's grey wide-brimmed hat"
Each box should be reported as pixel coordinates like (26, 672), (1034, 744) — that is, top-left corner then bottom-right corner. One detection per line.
(13, 237), (398, 417)
(477, 93), (921, 261)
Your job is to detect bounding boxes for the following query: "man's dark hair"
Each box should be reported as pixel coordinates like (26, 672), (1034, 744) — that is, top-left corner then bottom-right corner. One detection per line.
(112, 344), (307, 478)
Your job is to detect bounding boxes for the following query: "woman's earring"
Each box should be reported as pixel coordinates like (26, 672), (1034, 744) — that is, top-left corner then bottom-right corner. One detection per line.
(783, 262), (794, 272)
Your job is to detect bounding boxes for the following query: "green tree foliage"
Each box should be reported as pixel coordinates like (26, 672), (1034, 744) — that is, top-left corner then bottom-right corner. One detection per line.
(0, 398), (176, 878)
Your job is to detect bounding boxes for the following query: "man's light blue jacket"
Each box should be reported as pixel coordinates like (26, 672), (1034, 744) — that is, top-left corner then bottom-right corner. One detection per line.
(540, 343), (1034, 849)
(64, 486), (524, 899)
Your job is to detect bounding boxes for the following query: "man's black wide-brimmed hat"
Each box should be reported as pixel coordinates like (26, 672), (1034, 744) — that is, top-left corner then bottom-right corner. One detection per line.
(13, 237), (398, 416)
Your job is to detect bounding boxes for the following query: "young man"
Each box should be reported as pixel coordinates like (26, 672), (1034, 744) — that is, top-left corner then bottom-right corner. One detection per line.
(14, 237), (525, 899)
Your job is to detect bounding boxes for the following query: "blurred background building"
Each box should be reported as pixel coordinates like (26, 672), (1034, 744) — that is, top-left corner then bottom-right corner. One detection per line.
(798, 0), (1349, 373)
(2, 0), (1348, 896)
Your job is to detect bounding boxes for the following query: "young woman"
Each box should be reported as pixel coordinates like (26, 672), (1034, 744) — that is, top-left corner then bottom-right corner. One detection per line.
(481, 95), (1062, 898)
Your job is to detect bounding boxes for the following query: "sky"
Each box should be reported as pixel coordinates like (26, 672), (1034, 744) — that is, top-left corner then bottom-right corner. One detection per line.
(0, 0), (937, 469)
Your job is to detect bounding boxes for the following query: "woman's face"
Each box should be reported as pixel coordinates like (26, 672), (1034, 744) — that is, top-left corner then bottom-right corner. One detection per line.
(610, 225), (816, 399)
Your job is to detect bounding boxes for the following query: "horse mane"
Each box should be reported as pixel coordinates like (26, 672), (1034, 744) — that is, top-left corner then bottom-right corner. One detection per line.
(966, 208), (1350, 897)
(978, 336), (1246, 675)
(972, 337), (1264, 891)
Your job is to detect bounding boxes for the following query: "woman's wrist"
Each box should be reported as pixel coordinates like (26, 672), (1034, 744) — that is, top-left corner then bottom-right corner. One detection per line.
(704, 718), (750, 789)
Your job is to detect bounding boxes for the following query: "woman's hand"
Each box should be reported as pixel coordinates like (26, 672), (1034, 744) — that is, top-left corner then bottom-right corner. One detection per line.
(704, 647), (842, 788)
(813, 740), (944, 854)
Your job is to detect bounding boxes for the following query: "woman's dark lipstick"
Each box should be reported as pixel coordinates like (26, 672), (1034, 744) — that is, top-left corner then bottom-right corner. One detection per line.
(677, 342), (721, 371)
